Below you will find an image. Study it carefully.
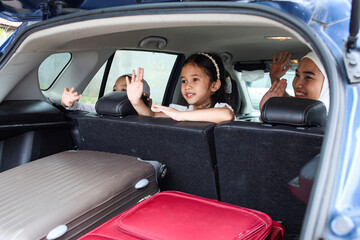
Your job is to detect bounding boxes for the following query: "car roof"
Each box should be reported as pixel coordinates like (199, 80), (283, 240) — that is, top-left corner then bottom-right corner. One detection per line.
(0, 0), (181, 22)
(0, 0), (354, 57)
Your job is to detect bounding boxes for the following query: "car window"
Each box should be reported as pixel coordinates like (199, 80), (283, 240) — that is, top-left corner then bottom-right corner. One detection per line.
(238, 70), (295, 110)
(79, 50), (178, 106)
(0, 17), (22, 46)
(78, 63), (106, 105)
(38, 53), (71, 90)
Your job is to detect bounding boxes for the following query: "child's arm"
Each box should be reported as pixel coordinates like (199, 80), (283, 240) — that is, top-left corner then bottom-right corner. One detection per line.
(153, 104), (234, 123)
(61, 87), (82, 107)
(126, 68), (167, 118)
(71, 102), (96, 112)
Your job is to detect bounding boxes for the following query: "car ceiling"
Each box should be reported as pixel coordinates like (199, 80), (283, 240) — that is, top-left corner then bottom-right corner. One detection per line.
(61, 25), (310, 63)
(12, 13), (311, 63)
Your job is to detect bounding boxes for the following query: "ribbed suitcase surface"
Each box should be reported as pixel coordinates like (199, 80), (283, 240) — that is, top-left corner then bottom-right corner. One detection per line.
(0, 150), (159, 240)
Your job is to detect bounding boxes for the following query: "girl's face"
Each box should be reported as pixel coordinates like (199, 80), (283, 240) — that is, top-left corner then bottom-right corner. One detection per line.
(292, 58), (324, 100)
(181, 63), (219, 109)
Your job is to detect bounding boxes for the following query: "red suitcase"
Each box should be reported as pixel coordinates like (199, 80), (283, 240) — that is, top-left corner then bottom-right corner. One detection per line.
(267, 221), (285, 240)
(79, 191), (284, 240)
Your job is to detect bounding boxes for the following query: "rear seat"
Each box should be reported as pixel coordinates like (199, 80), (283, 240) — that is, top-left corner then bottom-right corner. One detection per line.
(66, 92), (219, 200)
(214, 97), (327, 237)
(67, 94), (326, 236)
(69, 114), (218, 201)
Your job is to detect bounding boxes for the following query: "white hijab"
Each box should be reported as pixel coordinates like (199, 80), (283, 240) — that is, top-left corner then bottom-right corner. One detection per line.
(301, 52), (330, 112)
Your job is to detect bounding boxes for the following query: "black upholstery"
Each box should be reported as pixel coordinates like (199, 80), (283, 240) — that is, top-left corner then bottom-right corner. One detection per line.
(70, 113), (219, 199)
(0, 100), (74, 172)
(261, 97), (327, 127)
(228, 79), (241, 115)
(288, 154), (320, 204)
(214, 121), (324, 237)
(95, 92), (149, 117)
(0, 100), (66, 125)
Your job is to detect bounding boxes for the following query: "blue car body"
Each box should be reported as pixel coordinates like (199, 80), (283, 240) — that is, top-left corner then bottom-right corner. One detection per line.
(0, 0), (359, 239)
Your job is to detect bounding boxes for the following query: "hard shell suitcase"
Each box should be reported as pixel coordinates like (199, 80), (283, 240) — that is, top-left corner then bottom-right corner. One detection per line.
(79, 191), (284, 240)
(0, 150), (160, 240)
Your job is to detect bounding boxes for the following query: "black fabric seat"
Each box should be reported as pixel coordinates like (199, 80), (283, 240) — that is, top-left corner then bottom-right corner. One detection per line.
(227, 78), (241, 115)
(66, 92), (220, 199)
(69, 112), (219, 200)
(214, 97), (326, 237)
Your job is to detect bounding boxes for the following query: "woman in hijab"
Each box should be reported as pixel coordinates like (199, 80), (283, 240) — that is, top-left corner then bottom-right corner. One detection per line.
(259, 51), (330, 112)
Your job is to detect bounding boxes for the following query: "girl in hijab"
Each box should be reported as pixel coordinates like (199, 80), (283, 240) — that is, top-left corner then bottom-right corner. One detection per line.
(259, 51), (330, 112)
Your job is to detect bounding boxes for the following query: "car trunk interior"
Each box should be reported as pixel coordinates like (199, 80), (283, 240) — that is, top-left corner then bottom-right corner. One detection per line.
(0, 5), (326, 239)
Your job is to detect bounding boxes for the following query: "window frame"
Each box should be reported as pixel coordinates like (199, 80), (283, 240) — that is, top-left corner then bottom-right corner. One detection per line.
(98, 53), (115, 99)
(39, 52), (72, 91)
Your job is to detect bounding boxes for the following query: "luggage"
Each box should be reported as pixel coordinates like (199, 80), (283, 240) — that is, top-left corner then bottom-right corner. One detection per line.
(267, 221), (285, 240)
(0, 150), (161, 240)
(79, 191), (284, 240)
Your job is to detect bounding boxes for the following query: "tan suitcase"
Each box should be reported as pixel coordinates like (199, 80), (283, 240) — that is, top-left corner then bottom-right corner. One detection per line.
(0, 150), (160, 240)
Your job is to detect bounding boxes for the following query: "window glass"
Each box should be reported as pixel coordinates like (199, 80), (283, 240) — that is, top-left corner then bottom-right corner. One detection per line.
(105, 50), (178, 106)
(79, 50), (177, 107)
(78, 63), (106, 105)
(38, 53), (71, 90)
(239, 70), (295, 110)
(0, 17), (21, 46)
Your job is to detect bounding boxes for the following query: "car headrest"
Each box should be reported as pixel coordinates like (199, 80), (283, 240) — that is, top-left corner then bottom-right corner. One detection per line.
(261, 97), (326, 127)
(95, 92), (150, 116)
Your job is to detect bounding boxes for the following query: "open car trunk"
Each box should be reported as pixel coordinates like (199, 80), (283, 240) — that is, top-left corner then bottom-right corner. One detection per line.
(0, 1), (349, 240)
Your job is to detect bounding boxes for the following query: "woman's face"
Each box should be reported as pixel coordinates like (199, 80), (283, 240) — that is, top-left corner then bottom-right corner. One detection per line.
(292, 58), (324, 100)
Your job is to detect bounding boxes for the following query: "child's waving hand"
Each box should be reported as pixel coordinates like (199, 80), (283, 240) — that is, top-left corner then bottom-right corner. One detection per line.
(61, 87), (82, 107)
(126, 67), (162, 117)
(126, 67), (144, 105)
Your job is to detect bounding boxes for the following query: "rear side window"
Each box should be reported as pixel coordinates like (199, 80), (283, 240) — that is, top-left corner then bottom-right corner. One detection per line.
(38, 53), (71, 90)
(79, 64), (106, 105)
(239, 70), (295, 110)
(79, 50), (178, 106)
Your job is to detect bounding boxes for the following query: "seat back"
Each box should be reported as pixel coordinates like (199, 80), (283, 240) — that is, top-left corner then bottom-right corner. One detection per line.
(214, 97), (326, 236)
(71, 113), (219, 199)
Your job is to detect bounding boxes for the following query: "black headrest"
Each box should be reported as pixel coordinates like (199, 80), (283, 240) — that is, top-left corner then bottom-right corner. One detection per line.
(95, 92), (149, 116)
(261, 97), (326, 127)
